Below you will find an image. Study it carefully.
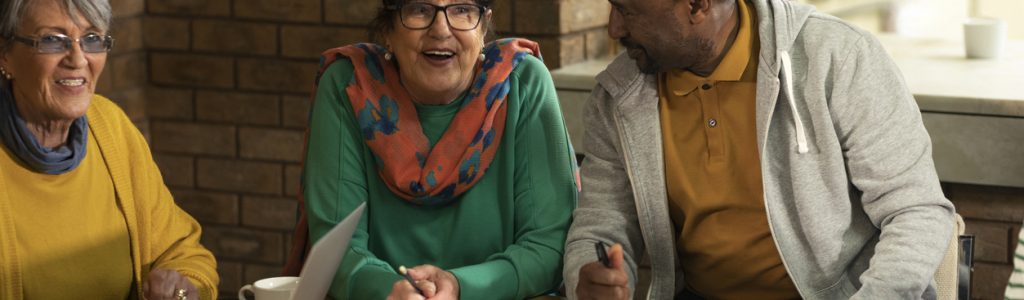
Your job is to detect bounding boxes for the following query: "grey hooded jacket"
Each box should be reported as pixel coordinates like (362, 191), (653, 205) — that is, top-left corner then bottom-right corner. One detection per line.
(562, 0), (956, 299)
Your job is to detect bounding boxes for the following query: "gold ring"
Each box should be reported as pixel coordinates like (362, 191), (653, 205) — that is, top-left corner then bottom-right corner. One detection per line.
(175, 288), (187, 300)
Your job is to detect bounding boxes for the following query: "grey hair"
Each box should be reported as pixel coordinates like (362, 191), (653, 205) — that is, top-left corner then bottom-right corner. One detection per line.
(0, 0), (112, 52)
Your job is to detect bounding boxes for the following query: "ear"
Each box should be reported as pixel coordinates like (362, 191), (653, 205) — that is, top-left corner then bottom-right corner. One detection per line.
(689, 0), (712, 24)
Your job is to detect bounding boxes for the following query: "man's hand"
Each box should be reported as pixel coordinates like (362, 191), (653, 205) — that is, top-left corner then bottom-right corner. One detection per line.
(142, 268), (198, 300)
(576, 243), (630, 300)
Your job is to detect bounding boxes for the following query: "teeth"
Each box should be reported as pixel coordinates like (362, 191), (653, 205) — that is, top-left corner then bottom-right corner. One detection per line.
(424, 50), (455, 57)
(57, 79), (85, 86)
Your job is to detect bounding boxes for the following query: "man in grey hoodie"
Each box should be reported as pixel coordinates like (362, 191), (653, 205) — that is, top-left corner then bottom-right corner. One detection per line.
(563, 0), (956, 299)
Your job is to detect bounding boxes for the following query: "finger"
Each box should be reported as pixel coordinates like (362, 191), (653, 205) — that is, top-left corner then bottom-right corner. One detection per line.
(407, 265), (440, 281)
(578, 282), (631, 300)
(580, 262), (628, 287)
(146, 270), (175, 299)
(417, 279), (438, 297)
(608, 244), (626, 270)
(391, 279), (427, 300)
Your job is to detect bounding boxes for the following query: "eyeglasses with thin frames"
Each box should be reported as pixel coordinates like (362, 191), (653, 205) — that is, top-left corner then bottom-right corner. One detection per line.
(11, 33), (115, 54)
(387, 2), (487, 31)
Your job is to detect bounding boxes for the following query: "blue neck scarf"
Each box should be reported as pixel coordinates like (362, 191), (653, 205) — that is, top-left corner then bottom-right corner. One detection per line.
(0, 85), (88, 174)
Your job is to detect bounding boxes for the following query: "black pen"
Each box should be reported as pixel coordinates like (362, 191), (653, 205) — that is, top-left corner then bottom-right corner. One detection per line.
(398, 265), (425, 295)
(594, 241), (611, 267)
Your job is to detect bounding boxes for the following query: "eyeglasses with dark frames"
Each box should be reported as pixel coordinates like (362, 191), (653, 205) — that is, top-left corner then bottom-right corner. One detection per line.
(387, 2), (487, 31)
(11, 33), (115, 54)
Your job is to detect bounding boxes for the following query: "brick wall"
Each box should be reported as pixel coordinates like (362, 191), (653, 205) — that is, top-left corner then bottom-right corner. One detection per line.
(128, 0), (615, 297)
(97, 0), (147, 132)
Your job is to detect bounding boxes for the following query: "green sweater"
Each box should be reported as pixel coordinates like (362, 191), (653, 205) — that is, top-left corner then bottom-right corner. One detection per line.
(304, 54), (577, 300)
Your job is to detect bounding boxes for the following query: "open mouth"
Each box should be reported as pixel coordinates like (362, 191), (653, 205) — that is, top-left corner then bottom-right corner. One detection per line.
(423, 50), (456, 62)
(56, 78), (86, 87)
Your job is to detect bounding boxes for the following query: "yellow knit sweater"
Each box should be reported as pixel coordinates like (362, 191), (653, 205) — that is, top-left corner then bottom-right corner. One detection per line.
(0, 95), (219, 299)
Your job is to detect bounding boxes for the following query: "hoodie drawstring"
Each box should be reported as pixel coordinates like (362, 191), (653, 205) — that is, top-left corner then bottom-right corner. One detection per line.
(779, 51), (809, 154)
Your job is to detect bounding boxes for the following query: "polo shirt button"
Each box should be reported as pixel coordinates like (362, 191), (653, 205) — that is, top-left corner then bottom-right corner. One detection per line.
(709, 118), (717, 128)
(702, 83), (712, 90)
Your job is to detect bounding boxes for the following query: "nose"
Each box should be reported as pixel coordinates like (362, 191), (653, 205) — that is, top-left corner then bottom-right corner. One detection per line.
(61, 40), (89, 69)
(427, 9), (453, 38)
(608, 8), (628, 40)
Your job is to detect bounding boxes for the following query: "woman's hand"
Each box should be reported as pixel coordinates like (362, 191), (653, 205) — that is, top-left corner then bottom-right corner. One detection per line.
(387, 264), (460, 300)
(142, 268), (198, 300)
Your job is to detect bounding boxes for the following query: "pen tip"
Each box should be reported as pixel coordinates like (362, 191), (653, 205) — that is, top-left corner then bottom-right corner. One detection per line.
(399, 265), (408, 274)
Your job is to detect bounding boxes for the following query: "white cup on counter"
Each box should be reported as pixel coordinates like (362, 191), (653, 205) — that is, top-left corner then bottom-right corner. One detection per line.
(238, 276), (299, 300)
(964, 18), (1007, 59)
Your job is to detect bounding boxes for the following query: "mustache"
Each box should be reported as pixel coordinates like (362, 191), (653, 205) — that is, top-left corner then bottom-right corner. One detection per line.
(619, 38), (645, 51)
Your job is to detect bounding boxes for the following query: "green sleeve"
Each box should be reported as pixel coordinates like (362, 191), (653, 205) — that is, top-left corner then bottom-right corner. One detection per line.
(450, 55), (578, 299)
(303, 59), (402, 300)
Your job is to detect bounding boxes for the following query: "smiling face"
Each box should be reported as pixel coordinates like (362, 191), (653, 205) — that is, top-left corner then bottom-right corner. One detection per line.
(386, 0), (490, 105)
(608, 0), (715, 74)
(1, 0), (107, 124)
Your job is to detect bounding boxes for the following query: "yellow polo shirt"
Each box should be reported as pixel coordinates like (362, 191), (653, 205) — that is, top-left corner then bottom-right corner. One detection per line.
(658, 0), (799, 298)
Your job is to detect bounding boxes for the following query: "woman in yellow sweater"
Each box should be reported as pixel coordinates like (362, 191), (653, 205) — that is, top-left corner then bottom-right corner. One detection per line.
(0, 0), (218, 299)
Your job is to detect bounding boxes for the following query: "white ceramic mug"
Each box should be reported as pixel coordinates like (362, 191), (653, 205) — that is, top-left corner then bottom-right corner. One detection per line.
(238, 276), (299, 300)
(964, 18), (1007, 59)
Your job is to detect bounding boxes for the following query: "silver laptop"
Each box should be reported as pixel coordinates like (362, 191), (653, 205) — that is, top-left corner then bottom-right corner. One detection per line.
(290, 202), (366, 300)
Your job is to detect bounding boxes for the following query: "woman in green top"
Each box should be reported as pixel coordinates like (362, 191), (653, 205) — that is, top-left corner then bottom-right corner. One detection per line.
(295, 0), (578, 299)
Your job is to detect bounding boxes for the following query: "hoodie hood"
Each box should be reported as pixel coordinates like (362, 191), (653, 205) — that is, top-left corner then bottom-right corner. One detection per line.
(597, 0), (815, 88)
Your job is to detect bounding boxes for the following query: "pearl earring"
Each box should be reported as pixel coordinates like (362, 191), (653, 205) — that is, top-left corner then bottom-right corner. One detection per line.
(0, 67), (10, 80)
(384, 52), (393, 61)
(479, 52), (486, 62)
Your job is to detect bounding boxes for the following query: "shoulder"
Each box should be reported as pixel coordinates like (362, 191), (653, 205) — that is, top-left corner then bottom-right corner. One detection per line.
(798, 12), (879, 55)
(87, 94), (135, 132)
(509, 54), (551, 83)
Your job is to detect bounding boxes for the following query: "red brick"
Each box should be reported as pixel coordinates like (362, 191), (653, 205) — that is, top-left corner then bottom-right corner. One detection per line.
(96, 65), (113, 92)
(285, 164), (302, 197)
(147, 87), (194, 120)
(193, 20), (277, 55)
(102, 87), (146, 122)
(513, 0), (559, 34)
(110, 0), (145, 17)
(972, 262), (1012, 300)
(196, 91), (280, 125)
(529, 33), (586, 69)
(282, 95), (312, 128)
(561, 0), (610, 32)
(154, 154), (194, 187)
(197, 159), (282, 195)
(171, 189), (239, 225)
(585, 27), (612, 60)
(964, 220), (1014, 263)
(151, 121), (236, 156)
(237, 59), (317, 93)
(148, 0), (230, 16)
(110, 17), (143, 53)
(201, 226), (284, 264)
(325, 0), (379, 26)
(239, 128), (305, 162)
(493, 0), (513, 33)
(110, 52), (147, 90)
(217, 261), (243, 299)
(242, 196), (298, 230)
(143, 17), (190, 50)
(243, 264), (286, 287)
(151, 53), (234, 88)
(949, 183), (1024, 223)
(281, 25), (365, 59)
(234, 0), (321, 23)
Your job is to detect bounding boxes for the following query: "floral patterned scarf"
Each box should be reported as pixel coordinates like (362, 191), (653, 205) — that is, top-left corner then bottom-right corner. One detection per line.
(318, 38), (542, 206)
